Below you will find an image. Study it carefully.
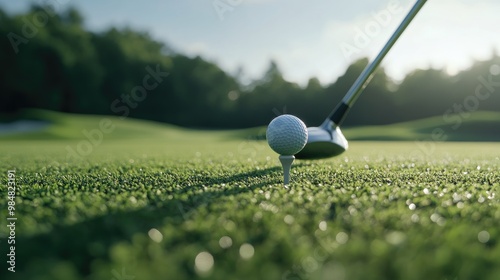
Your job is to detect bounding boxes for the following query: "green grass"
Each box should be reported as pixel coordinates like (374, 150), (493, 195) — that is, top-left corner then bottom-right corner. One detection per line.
(2, 109), (500, 141)
(0, 112), (499, 280)
(344, 111), (500, 141)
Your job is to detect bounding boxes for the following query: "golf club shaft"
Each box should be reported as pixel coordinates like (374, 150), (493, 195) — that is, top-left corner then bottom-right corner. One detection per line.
(329, 0), (427, 125)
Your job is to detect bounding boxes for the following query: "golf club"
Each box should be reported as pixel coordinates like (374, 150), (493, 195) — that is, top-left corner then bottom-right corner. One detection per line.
(296, 0), (427, 159)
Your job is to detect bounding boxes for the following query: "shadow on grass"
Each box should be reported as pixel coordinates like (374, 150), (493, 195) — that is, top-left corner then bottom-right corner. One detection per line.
(5, 166), (283, 277)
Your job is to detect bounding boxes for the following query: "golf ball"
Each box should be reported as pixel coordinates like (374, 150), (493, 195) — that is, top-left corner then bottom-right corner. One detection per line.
(266, 114), (308, 155)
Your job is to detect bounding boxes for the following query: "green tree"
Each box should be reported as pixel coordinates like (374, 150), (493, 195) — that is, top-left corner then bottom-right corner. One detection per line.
(0, 6), (104, 113)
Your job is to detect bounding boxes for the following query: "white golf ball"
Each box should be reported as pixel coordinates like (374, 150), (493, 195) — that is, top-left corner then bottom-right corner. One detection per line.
(266, 114), (308, 155)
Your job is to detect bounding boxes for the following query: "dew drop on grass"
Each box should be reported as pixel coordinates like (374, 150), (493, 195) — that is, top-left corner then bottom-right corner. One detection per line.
(478, 231), (490, 243)
(430, 213), (440, 222)
(253, 212), (262, 222)
(452, 193), (462, 202)
(487, 192), (495, 200)
(386, 231), (406, 245)
(319, 221), (327, 231)
(430, 214), (446, 226)
(437, 217), (446, 226)
(411, 214), (419, 223)
(148, 228), (163, 243)
(348, 206), (357, 216)
(239, 243), (255, 260)
(195, 252), (214, 273)
(442, 200), (452, 207)
(219, 236), (233, 249)
(336, 232), (349, 244)
(284, 215), (294, 225)
(223, 220), (236, 231)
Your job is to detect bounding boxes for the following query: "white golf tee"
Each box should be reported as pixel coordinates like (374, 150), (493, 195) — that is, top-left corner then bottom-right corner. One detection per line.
(279, 155), (295, 185)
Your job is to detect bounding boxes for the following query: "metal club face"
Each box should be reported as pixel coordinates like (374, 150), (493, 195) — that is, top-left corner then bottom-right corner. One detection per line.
(295, 120), (348, 159)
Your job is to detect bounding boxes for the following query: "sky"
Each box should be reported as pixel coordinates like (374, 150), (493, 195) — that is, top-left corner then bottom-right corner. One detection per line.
(2, 0), (500, 85)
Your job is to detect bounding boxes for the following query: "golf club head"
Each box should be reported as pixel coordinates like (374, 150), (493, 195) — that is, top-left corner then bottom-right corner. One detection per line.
(295, 120), (348, 159)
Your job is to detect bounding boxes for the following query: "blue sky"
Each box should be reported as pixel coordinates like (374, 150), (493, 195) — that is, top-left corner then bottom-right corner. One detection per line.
(2, 0), (500, 85)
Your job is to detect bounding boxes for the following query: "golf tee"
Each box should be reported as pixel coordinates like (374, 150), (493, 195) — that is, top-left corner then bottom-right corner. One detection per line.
(279, 155), (295, 185)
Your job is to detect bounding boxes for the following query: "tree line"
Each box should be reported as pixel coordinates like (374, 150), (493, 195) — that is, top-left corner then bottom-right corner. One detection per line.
(1, 5), (499, 128)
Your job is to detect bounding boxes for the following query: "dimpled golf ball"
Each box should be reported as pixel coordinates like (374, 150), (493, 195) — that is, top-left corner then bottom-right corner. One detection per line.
(266, 114), (308, 155)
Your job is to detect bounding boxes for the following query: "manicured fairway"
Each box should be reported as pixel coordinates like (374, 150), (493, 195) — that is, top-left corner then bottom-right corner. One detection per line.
(0, 131), (499, 279)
